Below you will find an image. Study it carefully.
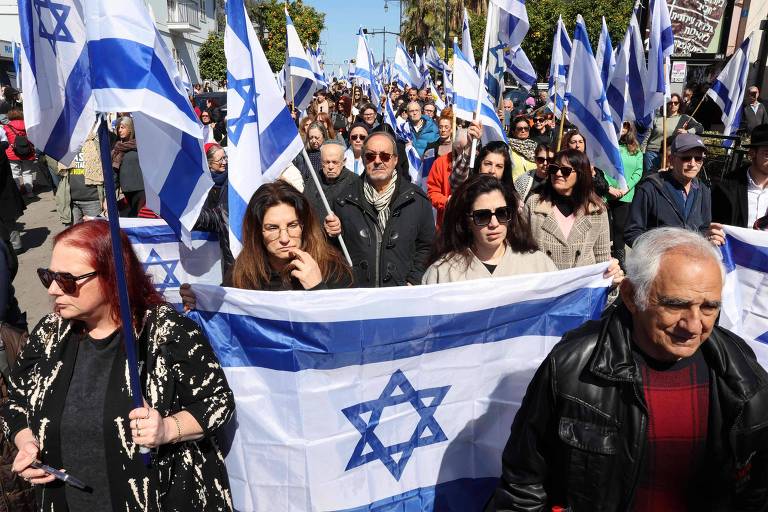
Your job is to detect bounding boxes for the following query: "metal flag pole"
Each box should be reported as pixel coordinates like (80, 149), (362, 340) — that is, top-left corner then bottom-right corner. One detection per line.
(661, 62), (668, 170)
(451, 37), (458, 142)
(301, 148), (353, 266)
(96, 114), (151, 464)
(469, 0), (494, 168)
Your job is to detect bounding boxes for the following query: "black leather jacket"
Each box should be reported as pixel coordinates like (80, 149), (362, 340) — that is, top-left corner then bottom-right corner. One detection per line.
(331, 174), (435, 287)
(490, 304), (768, 511)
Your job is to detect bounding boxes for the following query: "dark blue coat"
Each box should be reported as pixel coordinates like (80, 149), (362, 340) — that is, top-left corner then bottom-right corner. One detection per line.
(624, 171), (711, 247)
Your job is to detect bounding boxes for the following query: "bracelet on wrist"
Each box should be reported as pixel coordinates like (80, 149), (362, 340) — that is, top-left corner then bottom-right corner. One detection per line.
(170, 414), (182, 444)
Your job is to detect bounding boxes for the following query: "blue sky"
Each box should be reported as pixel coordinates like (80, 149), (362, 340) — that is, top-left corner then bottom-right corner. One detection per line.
(303, 0), (404, 71)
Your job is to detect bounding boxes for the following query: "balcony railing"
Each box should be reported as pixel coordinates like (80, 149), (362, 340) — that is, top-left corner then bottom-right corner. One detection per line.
(167, 0), (200, 29)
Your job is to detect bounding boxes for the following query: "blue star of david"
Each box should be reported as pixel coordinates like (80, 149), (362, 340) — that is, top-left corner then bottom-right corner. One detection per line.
(595, 91), (612, 123)
(226, 74), (259, 146)
(142, 249), (180, 291)
(33, 0), (74, 54)
(758, 331), (768, 344)
(342, 369), (450, 480)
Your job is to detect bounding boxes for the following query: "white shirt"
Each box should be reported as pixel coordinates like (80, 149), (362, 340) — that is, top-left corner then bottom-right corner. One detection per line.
(747, 170), (768, 228)
(344, 147), (363, 176)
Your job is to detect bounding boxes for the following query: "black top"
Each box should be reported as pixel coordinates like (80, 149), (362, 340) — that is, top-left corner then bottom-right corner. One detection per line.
(60, 329), (122, 511)
(482, 262), (497, 274)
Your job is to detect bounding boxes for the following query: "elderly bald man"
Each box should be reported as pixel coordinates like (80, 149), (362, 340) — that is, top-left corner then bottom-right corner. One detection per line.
(489, 227), (768, 511)
(302, 140), (357, 223)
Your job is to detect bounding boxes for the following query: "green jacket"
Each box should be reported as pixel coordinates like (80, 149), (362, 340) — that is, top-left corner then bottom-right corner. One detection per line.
(604, 146), (644, 203)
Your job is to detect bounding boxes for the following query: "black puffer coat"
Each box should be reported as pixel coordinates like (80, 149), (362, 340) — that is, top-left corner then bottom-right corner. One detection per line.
(331, 174), (435, 287)
(489, 303), (768, 511)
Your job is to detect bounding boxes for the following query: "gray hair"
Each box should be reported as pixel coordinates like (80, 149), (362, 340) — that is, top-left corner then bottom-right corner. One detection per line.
(625, 227), (725, 310)
(361, 131), (397, 157)
(118, 116), (135, 140)
(320, 140), (345, 158)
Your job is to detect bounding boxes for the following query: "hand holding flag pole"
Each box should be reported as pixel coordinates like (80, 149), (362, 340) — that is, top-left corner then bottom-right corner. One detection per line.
(96, 114), (151, 464)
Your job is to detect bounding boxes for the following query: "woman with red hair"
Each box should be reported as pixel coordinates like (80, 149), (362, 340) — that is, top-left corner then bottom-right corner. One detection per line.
(4, 220), (235, 511)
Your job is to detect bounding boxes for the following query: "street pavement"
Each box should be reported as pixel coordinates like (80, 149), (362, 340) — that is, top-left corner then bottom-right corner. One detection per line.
(15, 185), (61, 328)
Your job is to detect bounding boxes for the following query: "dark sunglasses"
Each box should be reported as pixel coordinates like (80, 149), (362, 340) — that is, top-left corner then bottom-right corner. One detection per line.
(534, 118), (545, 122)
(364, 151), (394, 163)
(469, 206), (511, 226)
(678, 154), (704, 163)
(668, 101), (679, 105)
(37, 268), (98, 294)
(349, 134), (366, 141)
(547, 164), (575, 177)
(515, 125), (530, 131)
(535, 156), (549, 164)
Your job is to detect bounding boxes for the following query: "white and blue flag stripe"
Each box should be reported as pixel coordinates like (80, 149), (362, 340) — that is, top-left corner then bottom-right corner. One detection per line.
(285, 8), (317, 111)
(566, 16), (625, 188)
(18, 0), (96, 165)
(547, 16), (571, 119)
(595, 17), (615, 92)
(705, 35), (753, 146)
(461, 8), (476, 69)
(226, 0), (303, 256)
(188, 264), (612, 511)
(84, 0), (212, 244)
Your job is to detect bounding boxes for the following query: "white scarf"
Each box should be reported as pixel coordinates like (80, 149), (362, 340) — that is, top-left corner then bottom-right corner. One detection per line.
(363, 173), (398, 231)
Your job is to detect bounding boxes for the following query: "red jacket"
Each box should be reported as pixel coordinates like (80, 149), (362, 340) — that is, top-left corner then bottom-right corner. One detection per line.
(3, 120), (35, 161)
(427, 152), (452, 229)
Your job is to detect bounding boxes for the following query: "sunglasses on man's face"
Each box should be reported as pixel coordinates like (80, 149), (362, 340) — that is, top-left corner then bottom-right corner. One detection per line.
(534, 118), (545, 123)
(678, 154), (704, 163)
(547, 164), (575, 178)
(37, 268), (98, 294)
(535, 156), (549, 164)
(364, 151), (394, 163)
(469, 206), (511, 226)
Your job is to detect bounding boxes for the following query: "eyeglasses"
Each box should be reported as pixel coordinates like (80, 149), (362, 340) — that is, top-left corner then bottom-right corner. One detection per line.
(677, 154), (704, 163)
(263, 221), (303, 241)
(37, 268), (98, 294)
(364, 151), (394, 163)
(349, 134), (366, 141)
(469, 206), (512, 226)
(668, 101), (679, 105)
(535, 156), (550, 164)
(213, 155), (228, 164)
(547, 164), (575, 177)
(515, 126), (530, 132)
(534, 118), (545, 122)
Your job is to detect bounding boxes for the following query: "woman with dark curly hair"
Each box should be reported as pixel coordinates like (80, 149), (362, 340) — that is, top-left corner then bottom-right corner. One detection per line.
(423, 174), (556, 283)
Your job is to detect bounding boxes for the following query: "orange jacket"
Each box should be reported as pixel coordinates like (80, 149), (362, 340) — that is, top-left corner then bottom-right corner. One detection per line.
(427, 152), (452, 230)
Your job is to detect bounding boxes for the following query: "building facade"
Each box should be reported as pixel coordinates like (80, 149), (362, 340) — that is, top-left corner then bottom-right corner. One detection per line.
(0, 0), (218, 87)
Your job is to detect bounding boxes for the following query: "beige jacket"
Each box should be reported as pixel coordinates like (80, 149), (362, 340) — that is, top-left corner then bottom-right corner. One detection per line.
(422, 245), (557, 284)
(525, 193), (611, 270)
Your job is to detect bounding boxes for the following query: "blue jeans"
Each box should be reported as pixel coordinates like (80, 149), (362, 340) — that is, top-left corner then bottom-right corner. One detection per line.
(643, 150), (660, 176)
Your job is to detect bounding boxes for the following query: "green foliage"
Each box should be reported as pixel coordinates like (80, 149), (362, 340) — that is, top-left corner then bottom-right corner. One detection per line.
(198, 32), (226, 82)
(248, 0), (325, 73)
(525, 0), (634, 78)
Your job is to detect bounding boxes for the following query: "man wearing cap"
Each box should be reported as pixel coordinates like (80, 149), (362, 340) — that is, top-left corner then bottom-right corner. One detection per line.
(708, 124), (768, 238)
(625, 133), (711, 247)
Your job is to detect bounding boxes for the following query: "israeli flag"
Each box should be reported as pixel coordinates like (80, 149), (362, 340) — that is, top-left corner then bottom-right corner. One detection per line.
(120, 218), (222, 304)
(285, 8), (317, 111)
(12, 40), (21, 90)
(18, 0), (96, 165)
(84, 0), (213, 245)
(307, 46), (328, 89)
(595, 17), (615, 92)
(226, 0), (304, 257)
(505, 46), (536, 92)
(493, 0), (529, 49)
(607, 8), (649, 134)
(188, 264), (611, 511)
(645, 0), (674, 115)
(393, 40), (425, 90)
(547, 16), (571, 119)
(452, 42), (507, 144)
(179, 60), (193, 94)
(462, 8), (476, 69)
(425, 44), (446, 72)
(383, 94), (421, 183)
(566, 16), (625, 188)
(354, 28), (383, 106)
(486, 37), (506, 107)
(429, 81), (446, 112)
(719, 225), (768, 368)
(705, 35), (753, 146)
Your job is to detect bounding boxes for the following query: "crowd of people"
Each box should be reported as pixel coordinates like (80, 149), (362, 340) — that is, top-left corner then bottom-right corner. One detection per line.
(0, 72), (768, 510)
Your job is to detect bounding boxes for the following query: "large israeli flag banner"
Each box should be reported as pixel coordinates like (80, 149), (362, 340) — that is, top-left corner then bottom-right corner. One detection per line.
(719, 225), (768, 368)
(119, 218), (222, 303)
(189, 264), (611, 510)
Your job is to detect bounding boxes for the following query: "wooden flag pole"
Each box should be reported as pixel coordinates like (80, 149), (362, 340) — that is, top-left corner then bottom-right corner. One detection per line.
(556, 103), (568, 152)
(469, 0), (494, 168)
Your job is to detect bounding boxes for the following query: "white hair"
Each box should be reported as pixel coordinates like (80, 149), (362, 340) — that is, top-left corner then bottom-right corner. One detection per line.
(625, 227), (725, 310)
(320, 140), (345, 158)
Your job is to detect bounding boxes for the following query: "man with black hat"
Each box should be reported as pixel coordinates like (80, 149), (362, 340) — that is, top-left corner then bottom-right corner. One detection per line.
(625, 133), (711, 247)
(707, 124), (768, 239)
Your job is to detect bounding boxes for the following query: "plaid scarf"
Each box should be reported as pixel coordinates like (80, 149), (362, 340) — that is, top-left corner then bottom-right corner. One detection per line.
(110, 139), (137, 170)
(363, 173), (398, 231)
